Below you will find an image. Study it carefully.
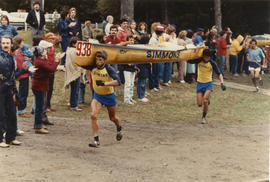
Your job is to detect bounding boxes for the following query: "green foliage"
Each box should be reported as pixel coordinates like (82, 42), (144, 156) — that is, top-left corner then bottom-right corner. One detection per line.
(97, 0), (121, 21)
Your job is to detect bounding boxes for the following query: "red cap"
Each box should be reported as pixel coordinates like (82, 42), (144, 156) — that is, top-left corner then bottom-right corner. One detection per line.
(155, 26), (164, 32)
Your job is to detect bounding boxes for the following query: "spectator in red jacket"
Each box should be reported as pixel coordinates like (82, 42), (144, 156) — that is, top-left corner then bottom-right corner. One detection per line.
(218, 30), (227, 76)
(32, 46), (59, 134)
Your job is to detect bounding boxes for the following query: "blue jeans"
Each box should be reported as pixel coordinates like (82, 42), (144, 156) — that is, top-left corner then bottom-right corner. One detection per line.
(32, 90), (44, 129)
(0, 88), (17, 142)
(18, 77), (29, 114)
(163, 62), (173, 83)
(70, 77), (80, 108)
(150, 63), (161, 89)
(230, 55), (238, 74)
(79, 83), (86, 103)
(137, 78), (146, 99)
(219, 56), (225, 76)
(159, 63), (164, 80)
(60, 36), (70, 65)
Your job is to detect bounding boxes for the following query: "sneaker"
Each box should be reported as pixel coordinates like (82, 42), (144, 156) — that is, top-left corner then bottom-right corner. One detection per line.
(70, 107), (82, 111)
(43, 120), (54, 125)
(88, 141), (100, 148)
(153, 88), (160, 92)
(130, 98), (137, 103)
(201, 117), (206, 124)
(6, 140), (22, 145)
(116, 131), (123, 141)
(161, 83), (170, 87)
(168, 80), (172, 84)
(16, 129), (24, 136)
(3, 132), (6, 138)
(256, 86), (260, 92)
(259, 78), (263, 86)
(18, 113), (31, 118)
(180, 80), (186, 84)
(0, 142), (9, 148)
(124, 101), (134, 105)
(233, 74), (239, 77)
(138, 98), (149, 102)
(35, 128), (49, 134)
(145, 92), (150, 96)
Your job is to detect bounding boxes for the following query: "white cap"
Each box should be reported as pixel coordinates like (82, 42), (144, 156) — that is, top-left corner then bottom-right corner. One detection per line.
(38, 40), (53, 49)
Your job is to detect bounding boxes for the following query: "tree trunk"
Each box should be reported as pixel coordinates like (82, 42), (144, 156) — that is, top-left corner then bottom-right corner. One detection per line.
(120, 0), (134, 21)
(214, 0), (222, 32)
(162, 0), (169, 24)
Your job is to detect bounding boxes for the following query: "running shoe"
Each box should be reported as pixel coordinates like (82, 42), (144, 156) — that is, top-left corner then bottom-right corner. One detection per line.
(201, 117), (206, 124)
(259, 78), (263, 86)
(88, 141), (100, 148)
(116, 131), (123, 141)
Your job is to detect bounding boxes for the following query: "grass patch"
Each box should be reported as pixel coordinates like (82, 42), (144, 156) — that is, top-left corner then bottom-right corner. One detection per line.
(25, 71), (270, 126)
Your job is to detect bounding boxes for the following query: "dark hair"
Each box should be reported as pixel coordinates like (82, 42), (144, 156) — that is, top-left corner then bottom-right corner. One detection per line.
(60, 10), (68, 19)
(219, 30), (226, 36)
(95, 50), (107, 60)
(155, 30), (163, 36)
(127, 35), (134, 41)
(33, 1), (40, 6)
(32, 35), (44, 46)
(140, 34), (150, 44)
(250, 39), (257, 45)
(1, 15), (9, 25)
(95, 33), (105, 44)
(69, 37), (78, 47)
(119, 18), (128, 24)
(138, 22), (148, 32)
(110, 25), (118, 31)
(12, 36), (23, 52)
(203, 49), (211, 57)
(208, 32), (215, 40)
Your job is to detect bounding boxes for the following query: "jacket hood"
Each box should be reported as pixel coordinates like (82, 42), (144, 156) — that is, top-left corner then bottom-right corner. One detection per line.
(236, 35), (244, 43)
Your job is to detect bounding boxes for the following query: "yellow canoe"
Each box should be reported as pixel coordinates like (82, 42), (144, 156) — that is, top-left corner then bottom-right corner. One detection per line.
(74, 41), (205, 66)
(257, 39), (270, 47)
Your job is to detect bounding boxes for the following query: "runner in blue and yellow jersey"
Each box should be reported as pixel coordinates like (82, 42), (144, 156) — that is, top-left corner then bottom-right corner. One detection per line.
(88, 51), (122, 147)
(190, 49), (226, 124)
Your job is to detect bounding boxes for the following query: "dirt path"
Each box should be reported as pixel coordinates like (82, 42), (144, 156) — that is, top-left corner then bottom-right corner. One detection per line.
(0, 116), (268, 182)
(213, 80), (270, 96)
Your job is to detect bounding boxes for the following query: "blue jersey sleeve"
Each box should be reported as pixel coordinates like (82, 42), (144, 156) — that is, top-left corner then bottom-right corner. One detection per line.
(210, 59), (221, 75)
(105, 64), (121, 85)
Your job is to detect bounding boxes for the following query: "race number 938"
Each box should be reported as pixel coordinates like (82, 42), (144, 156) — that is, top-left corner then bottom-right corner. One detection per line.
(76, 42), (92, 57)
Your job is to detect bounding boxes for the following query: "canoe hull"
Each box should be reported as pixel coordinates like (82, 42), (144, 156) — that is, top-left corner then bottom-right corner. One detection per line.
(74, 41), (204, 66)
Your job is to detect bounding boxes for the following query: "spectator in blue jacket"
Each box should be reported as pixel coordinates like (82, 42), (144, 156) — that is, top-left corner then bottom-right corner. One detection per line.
(58, 10), (69, 65)
(194, 28), (204, 46)
(66, 7), (80, 39)
(0, 35), (22, 148)
(0, 15), (18, 38)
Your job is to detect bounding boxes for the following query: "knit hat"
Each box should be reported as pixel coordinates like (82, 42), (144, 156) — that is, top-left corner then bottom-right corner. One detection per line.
(33, 46), (45, 57)
(45, 32), (56, 40)
(39, 40), (53, 49)
(155, 25), (164, 32)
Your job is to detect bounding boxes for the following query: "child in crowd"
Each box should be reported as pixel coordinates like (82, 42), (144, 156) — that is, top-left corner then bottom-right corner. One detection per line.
(123, 35), (138, 104)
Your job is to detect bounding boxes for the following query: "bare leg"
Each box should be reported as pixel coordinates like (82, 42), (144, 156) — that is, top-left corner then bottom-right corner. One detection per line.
(203, 90), (212, 114)
(107, 105), (122, 141)
(107, 105), (121, 129)
(90, 99), (103, 137)
(197, 92), (203, 107)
